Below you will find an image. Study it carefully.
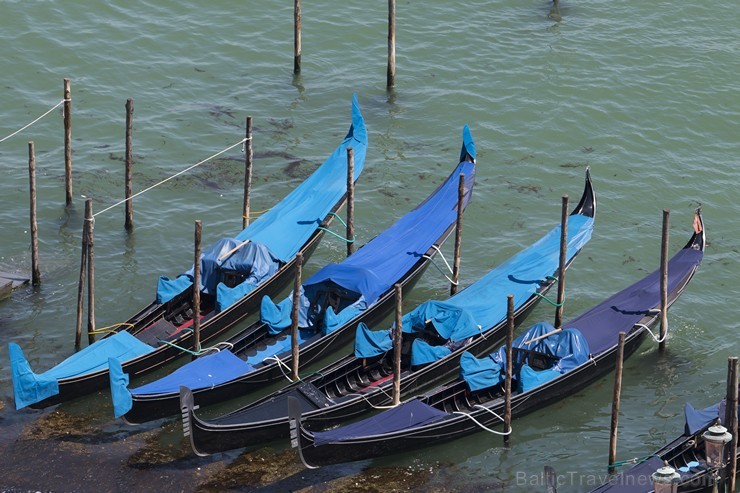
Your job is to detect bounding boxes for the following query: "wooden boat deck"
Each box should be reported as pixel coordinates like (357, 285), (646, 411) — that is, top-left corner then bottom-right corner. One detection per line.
(0, 271), (29, 299)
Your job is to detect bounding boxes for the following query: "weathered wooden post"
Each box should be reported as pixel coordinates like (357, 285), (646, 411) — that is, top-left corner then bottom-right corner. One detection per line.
(450, 174), (465, 295)
(75, 206), (88, 351)
(387, 0), (396, 88)
(124, 98), (134, 231)
(725, 356), (738, 493)
(393, 283), (403, 406)
(242, 116), (253, 229)
(85, 199), (96, 344)
(28, 142), (40, 286)
(554, 195), (569, 329)
(608, 332), (626, 474)
(63, 78), (72, 206)
(192, 220), (202, 359)
(291, 252), (303, 381)
(659, 209), (670, 352)
(293, 0), (301, 74)
(504, 294), (514, 445)
(346, 147), (355, 256)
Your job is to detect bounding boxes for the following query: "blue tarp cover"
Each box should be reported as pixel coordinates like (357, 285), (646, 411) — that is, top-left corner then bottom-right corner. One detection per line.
(263, 126), (477, 333)
(312, 399), (450, 447)
(460, 323), (590, 392)
(563, 246), (703, 355)
(354, 212), (595, 359)
(155, 94), (368, 303)
(684, 401), (721, 435)
(10, 332), (154, 409)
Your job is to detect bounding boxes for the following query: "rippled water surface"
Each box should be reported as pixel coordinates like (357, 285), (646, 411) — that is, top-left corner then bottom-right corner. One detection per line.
(0, 1), (738, 492)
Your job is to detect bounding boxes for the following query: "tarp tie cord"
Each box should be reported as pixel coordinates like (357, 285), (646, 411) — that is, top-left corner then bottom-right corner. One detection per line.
(317, 212), (355, 244)
(93, 137), (248, 218)
(0, 98), (69, 144)
(87, 322), (134, 335)
(608, 454), (661, 468)
(534, 291), (565, 307)
(453, 405), (512, 436)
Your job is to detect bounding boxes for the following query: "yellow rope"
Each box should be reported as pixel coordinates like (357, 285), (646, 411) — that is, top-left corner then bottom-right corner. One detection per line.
(243, 209), (270, 219)
(87, 322), (134, 335)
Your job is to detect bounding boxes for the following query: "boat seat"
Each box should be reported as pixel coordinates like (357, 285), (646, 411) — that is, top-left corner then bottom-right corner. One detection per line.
(137, 318), (179, 347)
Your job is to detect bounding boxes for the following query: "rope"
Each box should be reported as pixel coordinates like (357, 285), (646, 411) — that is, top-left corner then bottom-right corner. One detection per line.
(157, 338), (206, 356)
(347, 385), (398, 410)
(608, 454), (661, 468)
(243, 209), (269, 219)
(0, 99), (68, 144)
(636, 322), (667, 343)
(263, 354), (295, 382)
(318, 226), (354, 243)
(534, 291), (565, 307)
(422, 254), (458, 285)
(93, 138), (247, 217)
(87, 322), (134, 335)
(453, 404), (512, 436)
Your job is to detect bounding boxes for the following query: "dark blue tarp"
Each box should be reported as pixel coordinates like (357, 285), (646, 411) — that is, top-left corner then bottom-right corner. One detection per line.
(312, 399), (450, 447)
(564, 247), (703, 355)
(589, 456), (665, 493)
(155, 94), (368, 303)
(684, 401), (721, 435)
(262, 126), (477, 333)
(354, 212), (595, 359)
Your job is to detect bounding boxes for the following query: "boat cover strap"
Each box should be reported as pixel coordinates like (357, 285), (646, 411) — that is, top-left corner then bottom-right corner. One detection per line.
(312, 399), (450, 447)
(10, 332), (154, 409)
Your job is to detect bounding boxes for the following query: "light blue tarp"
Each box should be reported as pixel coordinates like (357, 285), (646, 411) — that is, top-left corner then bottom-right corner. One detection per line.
(10, 332), (155, 409)
(155, 93), (368, 304)
(262, 126), (477, 334)
(354, 212), (595, 359)
(460, 322), (590, 392)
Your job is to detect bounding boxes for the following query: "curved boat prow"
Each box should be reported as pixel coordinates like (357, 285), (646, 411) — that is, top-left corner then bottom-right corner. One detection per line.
(687, 207), (705, 251)
(180, 386), (207, 458)
(571, 167), (596, 219)
(288, 395), (319, 470)
(459, 125), (476, 164)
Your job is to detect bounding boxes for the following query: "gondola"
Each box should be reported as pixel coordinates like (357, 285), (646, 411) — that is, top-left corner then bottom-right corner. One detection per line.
(8, 94), (368, 410)
(288, 210), (705, 468)
(179, 169), (596, 456)
(590, 398), (738, 492)
(110, 126), (478, 424)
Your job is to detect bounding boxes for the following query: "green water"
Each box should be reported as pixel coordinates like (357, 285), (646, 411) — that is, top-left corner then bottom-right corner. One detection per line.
(0, 1), (738, 491)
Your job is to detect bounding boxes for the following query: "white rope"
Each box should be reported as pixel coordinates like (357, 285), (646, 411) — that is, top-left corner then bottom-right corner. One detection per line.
(263, 354), (295, 382)
(422, 254), (458, 285)
(428, 244), (454, 273)
(347, 383), (398, 409)
(93, 138), (247, 217)
(0, 99), (68, 143)
(637, 322), (668, 343)
(453, 404), (512, 436)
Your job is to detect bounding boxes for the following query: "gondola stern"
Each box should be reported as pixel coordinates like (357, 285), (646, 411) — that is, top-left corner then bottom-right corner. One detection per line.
(8, 342), (60, 410)
(687, 207), (706, 252)
(571, 167), (596, 219)
(108, 357), (134, 419)
(459, 125), (476, 164)
(180, 386), (209, 457)
(288, 395), (320, 470)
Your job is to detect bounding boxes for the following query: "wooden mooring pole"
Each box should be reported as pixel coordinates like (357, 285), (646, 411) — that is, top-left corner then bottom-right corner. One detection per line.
(608, 332), (626, 474)
(554, 195), (569, 329)
(504, 294), (514, 445)
(725, 356), (738, 493)
(659, 209), (670, 352)
(242, 116), (253, 229)
(28, 142), (40, 286)
(192, 220), (202, 359)
(124, 98), (134, 231)
(393, 283), (403, 406)
(387, 0), (396, 88)
(293, 0), (301, 74)
(291, 252), (303, 381)
(346, 147), (355, 256)
(86, 199), (96, 344)
(450, 174), (465, 296)
(75, 204), (88, 351)
(63, 78), (72, 206)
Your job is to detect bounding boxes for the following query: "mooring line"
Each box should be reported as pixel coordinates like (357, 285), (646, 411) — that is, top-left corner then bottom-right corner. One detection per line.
(0, 99), (69, 144)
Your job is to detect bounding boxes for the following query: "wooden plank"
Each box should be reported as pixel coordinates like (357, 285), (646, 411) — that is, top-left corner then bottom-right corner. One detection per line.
(0, 271), (30, 289)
